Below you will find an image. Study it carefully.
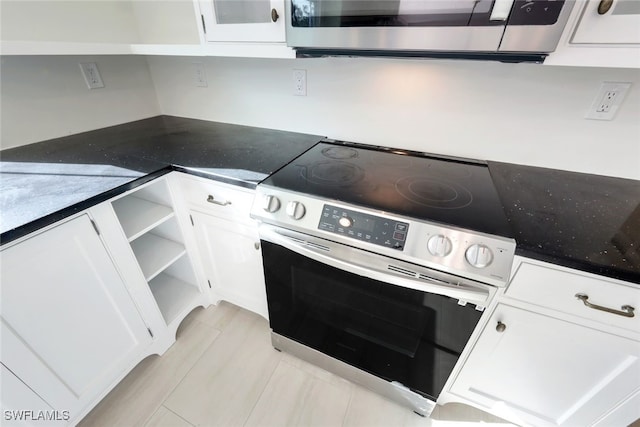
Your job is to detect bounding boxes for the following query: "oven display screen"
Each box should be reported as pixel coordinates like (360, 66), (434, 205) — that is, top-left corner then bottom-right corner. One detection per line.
(318, 204), (409, 250)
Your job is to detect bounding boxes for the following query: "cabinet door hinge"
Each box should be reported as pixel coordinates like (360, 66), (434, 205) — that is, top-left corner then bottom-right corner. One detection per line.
(201, 15), (207, 34)
(147, 327), (154, 338)
(190, 214), (194, 226)
(90, 218), (100, 235)
(207, 279), (212, 289)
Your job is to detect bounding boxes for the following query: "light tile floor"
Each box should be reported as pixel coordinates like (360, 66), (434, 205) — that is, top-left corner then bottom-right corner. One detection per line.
(80, 302), (514, 427)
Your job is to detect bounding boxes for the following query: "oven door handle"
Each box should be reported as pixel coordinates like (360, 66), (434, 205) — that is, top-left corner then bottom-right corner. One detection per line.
(259, 225), (492, 306)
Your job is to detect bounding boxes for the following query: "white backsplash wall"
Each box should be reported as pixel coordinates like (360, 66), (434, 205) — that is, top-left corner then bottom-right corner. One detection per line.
(1, 56), (160, 150)
(146, 56), (640, 180)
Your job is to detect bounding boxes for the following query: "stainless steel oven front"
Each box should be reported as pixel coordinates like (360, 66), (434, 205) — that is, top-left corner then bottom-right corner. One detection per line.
(259, 223), (496, 416)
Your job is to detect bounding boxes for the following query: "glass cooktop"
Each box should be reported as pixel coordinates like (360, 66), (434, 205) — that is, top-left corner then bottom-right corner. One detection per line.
(262, 142), (514, 238)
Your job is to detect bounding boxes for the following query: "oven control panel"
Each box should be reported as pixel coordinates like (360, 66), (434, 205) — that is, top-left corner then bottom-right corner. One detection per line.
(318, 204), (409, 250)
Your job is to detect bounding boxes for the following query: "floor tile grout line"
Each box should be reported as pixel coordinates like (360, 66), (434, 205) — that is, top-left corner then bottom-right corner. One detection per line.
(158, 309), (239, 423)
(341, 382), (356, 427)
(138, 317), (228, 427)
(241, 349), (286, 427)
(161, 404), (196, 427)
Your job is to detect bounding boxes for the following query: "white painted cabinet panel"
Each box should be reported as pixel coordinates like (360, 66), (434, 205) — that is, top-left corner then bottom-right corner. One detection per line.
(0, 364), (60, 427)
(190, 211), (268, 319)
(572, 0), (640, 44)
(0, 214), (152, 422)
(451, 303), (640, 427)
(545, 0), (640, 68)
(506, 261), (640, 333)
(198, 0), (285, 42)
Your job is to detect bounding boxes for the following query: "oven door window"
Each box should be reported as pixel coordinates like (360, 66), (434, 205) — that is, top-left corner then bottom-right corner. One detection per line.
(262, 240), (483, 400)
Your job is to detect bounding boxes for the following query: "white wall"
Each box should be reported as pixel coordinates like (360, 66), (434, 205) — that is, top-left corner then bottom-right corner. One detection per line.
(146, 56), (640, 180)
(0, 56), (160, 149)
(0, 1), (140, 43)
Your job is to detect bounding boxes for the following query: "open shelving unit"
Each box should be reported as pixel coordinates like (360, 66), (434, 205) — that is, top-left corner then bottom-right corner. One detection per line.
(112, 178), (202, 326)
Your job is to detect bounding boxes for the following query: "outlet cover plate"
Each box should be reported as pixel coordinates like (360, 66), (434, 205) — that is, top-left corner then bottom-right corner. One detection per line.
(293, 69), (306, 96)
(79, 62), (104, 89)
(585, 82), (631, 120)
(194, 63), (207, 87)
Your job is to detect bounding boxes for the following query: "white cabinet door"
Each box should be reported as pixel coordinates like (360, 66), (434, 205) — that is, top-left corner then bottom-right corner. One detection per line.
(451, 304), (640, 427)
(572, 0), (640, 44)
(198, 0), (285, 42)
(190, 211), (268, 319)
(545, 0), (640, 67)
(0, 364), (61, 427)
(0, 214), (152, 422)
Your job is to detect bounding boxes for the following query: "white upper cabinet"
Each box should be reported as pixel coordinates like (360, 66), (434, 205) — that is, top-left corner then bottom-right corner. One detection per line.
(546, 0), (640, 68)
(198, 0), (285, 42)
(0, 0), (293, 57)
(0, 0), (202, 56)
(572, 0), (640, 44)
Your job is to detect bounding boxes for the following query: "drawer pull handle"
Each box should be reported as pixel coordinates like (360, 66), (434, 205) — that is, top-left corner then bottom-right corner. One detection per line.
(207, 195), (232, 206)
(575, 294), (635, 318)
(496, 321), (506, 333)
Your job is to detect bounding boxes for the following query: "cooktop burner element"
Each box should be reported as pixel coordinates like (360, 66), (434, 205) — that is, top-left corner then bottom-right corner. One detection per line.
(302, 161), (365, 186)
(321, 146), (359, 159)
(395, 176), (473, 210)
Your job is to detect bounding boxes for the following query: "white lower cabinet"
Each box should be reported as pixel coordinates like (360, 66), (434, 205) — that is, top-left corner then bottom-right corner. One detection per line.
(1, 363), (61, 427)
(109, 176), (208, 334)
(0, 174), (211, 425)
(448, 257), (640, 427)
(451, 304), (640, 426)
(190, 211), (268, 319)
(171, 173), (268, 319)
(0, 214), (153, 424)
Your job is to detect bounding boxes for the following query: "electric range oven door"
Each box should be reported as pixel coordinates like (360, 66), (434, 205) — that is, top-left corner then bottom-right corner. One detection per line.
(259, 224), (493, 415)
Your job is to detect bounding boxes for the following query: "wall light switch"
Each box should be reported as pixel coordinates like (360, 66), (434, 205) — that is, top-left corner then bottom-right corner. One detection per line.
(585, 82), (631, 120)
(79, 63), (104, 89)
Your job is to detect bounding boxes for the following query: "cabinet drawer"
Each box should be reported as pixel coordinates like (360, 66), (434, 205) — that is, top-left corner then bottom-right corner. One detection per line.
(507, 261), (639, 332)
(179, 175), (254, 221)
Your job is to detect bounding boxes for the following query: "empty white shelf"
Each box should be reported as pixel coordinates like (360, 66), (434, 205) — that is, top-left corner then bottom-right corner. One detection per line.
(130, 233), (186, 281)
(112, 196), (173, 241)
(149, 273), (200, 325)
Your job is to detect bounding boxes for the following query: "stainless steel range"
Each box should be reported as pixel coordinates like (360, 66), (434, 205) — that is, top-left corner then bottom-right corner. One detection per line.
(250, 141), (515, 416)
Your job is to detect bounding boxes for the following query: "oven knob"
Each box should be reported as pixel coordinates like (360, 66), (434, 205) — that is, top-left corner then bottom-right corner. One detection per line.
(427, 235), (452, 257)
(465, 244), (493, 268)
(262, 195), (281, 213)
(286, 201), (306, 220)
(338, 216), (353, 228)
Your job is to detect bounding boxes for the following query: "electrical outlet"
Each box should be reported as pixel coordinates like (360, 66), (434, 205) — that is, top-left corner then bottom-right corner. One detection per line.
(194, 63), (207, 87)
(79, 63), (104, 89)
(293, 69), (306, 96)
(585, 82), (631, 120)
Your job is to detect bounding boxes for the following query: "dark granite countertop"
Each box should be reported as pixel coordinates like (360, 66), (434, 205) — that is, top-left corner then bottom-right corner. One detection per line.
(489, 162), (640, 284)
(0, 116), (324, 244)
(1, 116), (638, 284)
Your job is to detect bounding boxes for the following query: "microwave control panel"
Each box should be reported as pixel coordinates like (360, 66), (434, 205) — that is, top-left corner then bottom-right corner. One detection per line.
(318, 204), (409, 250)
(509, 0), (565, 26)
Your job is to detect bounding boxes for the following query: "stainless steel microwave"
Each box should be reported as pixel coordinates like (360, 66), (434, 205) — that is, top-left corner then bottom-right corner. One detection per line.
(285, 0), (575, 61)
